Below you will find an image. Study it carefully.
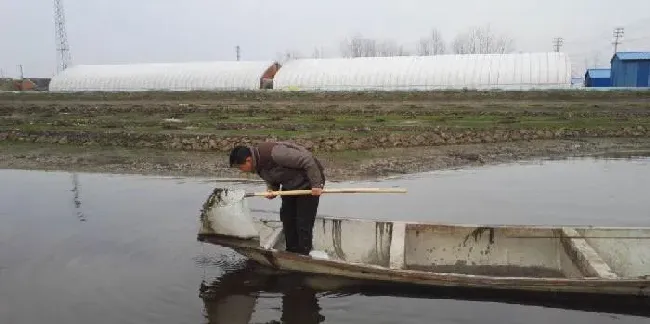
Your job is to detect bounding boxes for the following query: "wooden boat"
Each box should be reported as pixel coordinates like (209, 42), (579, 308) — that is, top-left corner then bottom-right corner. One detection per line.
(200, 260), (650, 320)
(197, 214), (650, 297)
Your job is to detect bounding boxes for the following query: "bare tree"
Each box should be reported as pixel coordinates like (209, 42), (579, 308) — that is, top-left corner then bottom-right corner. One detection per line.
(416, 28), (446, 55)
(311, 47), (324, 59)
(336, 25), (512, 58)
(340, 34), (413, 57)
(275, 50), (303, 64)
(451, 25), (514, 54)
(377, 39), (410, 56)
(340, 34), (378, 57)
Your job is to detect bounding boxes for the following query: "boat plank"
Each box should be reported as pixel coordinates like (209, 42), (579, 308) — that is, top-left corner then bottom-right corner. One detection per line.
(389, 222), (406, 270)
(577, 228), (650, 278)
(560, 228), (618, 279)
(402, 224), (568, 277)
(234, 245), (648, 296)
(262, 227), (283, 250)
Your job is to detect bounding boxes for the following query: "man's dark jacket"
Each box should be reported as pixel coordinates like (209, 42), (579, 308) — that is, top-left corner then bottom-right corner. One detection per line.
(248, 141), (325, 191)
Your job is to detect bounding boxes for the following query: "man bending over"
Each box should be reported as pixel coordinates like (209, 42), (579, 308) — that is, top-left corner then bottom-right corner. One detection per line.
(228, 141), (325, 256)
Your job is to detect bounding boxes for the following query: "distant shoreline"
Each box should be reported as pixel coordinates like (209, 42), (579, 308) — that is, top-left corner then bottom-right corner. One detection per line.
(1, 90), (649, 179)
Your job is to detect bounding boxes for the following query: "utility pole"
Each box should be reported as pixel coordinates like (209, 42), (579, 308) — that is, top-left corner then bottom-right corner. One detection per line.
(235, 45), (241, 61)
(54, 0), (71, 73)
(18, 64), (24, 91)
(612, 27), (624, 53)
(552, 37), (563, 52)
(592, 52), (600, 68)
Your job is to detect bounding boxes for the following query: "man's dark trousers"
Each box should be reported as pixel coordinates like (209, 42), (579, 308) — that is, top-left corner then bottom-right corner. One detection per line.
(279, 194), (320, 255)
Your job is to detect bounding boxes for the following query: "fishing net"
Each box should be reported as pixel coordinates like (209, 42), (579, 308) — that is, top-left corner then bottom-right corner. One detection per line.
(199, 188), (259, 239)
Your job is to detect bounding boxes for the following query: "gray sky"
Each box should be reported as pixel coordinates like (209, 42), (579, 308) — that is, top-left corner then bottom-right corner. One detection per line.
(1, 0), (649, 78)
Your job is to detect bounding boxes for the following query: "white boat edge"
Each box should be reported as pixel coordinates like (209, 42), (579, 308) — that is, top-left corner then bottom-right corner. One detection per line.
(197, 213), (650, 297)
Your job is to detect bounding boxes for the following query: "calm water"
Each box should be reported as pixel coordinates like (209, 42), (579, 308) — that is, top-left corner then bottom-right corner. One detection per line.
(1, 157), (649, 323)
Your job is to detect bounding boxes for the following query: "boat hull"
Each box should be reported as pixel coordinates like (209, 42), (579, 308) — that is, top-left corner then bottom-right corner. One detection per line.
(197, 214), (650, 297)
(197, 233), (650, 297)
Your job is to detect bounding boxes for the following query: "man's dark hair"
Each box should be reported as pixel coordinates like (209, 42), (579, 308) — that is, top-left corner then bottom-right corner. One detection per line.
(229, 145), (252, 167)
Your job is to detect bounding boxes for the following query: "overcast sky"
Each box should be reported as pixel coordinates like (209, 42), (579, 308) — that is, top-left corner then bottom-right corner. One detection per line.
(1, 0), (649, 78)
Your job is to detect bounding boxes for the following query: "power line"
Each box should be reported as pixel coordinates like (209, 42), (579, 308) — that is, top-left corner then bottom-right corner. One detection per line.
(622, 35), (650, 43)
(612, 27), (624, 53)
(552, 37), (563, 52)
(555, 17), (649, 48)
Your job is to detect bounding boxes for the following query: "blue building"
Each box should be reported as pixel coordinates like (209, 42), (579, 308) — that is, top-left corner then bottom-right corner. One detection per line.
(610, 52), (650, 87)
(584, 68), (611, 87)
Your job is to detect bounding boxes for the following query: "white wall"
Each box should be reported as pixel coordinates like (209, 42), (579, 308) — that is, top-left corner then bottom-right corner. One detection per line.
(48, 61), (275, 92)
(273, 53), (573, 91)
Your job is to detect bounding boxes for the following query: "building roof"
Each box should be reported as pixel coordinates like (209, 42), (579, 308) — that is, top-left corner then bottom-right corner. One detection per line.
(48, 60), (276, 92)
(273, 52), (572, 91)
(612, 52), (650, 61)
(585, 68), (611, 79)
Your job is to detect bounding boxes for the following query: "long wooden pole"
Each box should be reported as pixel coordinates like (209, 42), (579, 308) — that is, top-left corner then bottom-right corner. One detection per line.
(245, 187), (407, 197)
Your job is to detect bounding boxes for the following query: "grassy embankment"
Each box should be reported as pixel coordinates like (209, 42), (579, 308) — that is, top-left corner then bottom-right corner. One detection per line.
(1, 90), (649, 178)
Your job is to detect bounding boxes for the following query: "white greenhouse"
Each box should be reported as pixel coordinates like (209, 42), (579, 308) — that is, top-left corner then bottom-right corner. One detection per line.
(48, 61), (279, 92)
(272, 52), (573, 91)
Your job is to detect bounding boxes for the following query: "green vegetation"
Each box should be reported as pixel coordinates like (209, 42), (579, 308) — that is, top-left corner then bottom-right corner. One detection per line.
(1, 90), (649, 178)
(2, 89), (650, 102)
(1, 105), (649, 138)
(0, 79), (16, 91)
(0, 90), (648, 156)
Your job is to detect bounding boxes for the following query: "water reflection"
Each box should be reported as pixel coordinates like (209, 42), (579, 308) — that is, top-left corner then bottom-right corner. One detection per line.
(71, 172), (86, 221)
(200, 260), (326, 324)
(199, 259), (650, 324)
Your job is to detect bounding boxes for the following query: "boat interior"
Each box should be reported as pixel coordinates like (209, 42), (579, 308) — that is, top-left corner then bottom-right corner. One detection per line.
(252, 217), (650, 279)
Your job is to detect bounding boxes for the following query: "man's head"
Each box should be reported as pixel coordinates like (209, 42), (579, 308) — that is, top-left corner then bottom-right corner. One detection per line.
(229, 145), (254, 172)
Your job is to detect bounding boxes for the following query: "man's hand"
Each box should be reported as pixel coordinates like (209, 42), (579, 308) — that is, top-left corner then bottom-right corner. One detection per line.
(311, 187), (323, 196)
(265, 190), (277, 200)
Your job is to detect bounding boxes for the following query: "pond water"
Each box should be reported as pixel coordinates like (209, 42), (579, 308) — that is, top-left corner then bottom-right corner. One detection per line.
(1, 156), (649, 323)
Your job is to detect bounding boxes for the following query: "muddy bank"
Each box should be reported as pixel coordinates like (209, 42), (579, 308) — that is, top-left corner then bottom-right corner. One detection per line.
(2, 138), (649, 180)
(2, 127), (648, 153)
(2, 90), (649, 180)
(3, 89), (649, 155)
